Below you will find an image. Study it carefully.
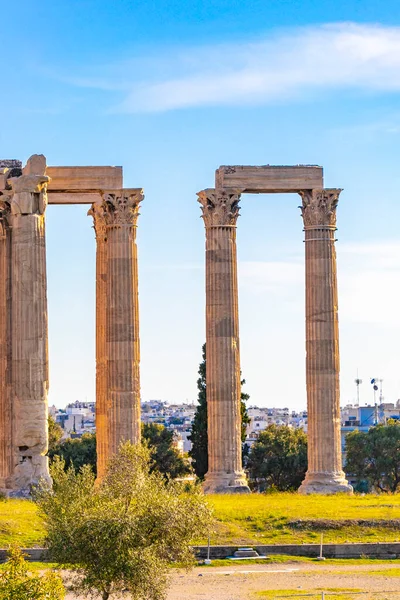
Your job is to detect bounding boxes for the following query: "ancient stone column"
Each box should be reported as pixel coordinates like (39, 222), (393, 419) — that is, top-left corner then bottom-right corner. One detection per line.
(88, 202), (108, 480)
(0, 200), (11, 488)
(298, 189), (352, 495)
(90, 189), (143, 469)
(197, 188), (249, 494)
(6, 155), (51, 493)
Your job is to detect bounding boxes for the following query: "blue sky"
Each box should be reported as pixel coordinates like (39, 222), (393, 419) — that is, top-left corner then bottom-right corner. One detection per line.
(3, 0), (400, 409)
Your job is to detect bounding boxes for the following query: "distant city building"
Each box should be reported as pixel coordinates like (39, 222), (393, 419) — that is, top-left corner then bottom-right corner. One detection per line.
(49, 398), (400, 466)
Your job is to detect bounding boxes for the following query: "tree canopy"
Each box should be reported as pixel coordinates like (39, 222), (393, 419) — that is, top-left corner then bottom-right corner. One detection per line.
(189, 344), (250, 479)
(246, 424), (308, 491)
(49, 432), (97, 475)
(345, 420), (400, 493)
(49, 422), (191, 481)
(47, 416), (64, 455)
(142, 423), (192, 480)
(35, 442), (212, 600)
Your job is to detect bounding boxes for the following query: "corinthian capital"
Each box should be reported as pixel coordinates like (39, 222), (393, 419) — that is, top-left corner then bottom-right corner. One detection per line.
(197, 188), (241, 227)
(299, 188), (342, 229)
(89, 189), (144, 233)
(88, 200), (107, 242)
(102, 189), (144, 226)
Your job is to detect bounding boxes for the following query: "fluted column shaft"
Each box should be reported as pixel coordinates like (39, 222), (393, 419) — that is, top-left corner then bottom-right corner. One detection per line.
(90, 189), (143, 473)
(299, 189), (352, 495)
(107, 223), (141, 453)
(6, 155), (51, 493)
(198, 189), (249, 494)
(89, 202), (108, 479)
(0, 214), (12, 486)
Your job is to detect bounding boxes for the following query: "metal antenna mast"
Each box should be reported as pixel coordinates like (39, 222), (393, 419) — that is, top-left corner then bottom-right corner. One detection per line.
(355, 370), (362, 407)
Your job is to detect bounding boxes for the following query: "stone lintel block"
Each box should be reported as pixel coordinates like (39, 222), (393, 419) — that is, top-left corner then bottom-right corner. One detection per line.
(46, 166), (123, 194)
(47, 191), (103, 205)
(215, 165), (324, 193)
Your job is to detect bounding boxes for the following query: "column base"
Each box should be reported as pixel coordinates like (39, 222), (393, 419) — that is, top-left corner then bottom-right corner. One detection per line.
(203, 470), (250, 494)
(299, 471), (353, 495)
(5, 455), (51, 496)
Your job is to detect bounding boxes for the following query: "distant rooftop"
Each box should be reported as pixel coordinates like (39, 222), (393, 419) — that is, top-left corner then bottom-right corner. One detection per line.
(0, 160), (22, 168)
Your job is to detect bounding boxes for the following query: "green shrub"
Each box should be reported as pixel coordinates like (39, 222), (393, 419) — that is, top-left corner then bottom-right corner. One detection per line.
(0, 544), (65, 600)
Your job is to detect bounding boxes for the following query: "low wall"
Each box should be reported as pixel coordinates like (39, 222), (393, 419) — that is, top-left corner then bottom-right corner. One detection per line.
(0, 548), (48, 562)
(1, 543), (400, 563)
(193, 543), (400, 559)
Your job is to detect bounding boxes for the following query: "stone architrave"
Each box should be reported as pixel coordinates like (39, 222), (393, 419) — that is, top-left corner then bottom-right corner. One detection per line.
(298, 188), (352, 494)
(197, 188), (250, 494)
(5, 155), (51, 493)
(90, 189), (143, 471)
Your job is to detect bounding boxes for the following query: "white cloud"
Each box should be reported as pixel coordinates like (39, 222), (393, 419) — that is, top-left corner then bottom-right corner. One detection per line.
(73, 22), (400, 112)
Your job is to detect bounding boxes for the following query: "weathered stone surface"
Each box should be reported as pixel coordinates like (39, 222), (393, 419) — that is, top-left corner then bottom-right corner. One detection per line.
(0, 205), (12, 488)
(89, 189), (144, 476)
(215, 165), (324, 193)
(47, 166), (123, 192)
(298, 189), (352, 495)
(88, 201), (108, 480)
(0, 153), (143, 491)
(5, 155), (51, 493)
(198, 189), (249, 494)
(46, 166), (123, 204)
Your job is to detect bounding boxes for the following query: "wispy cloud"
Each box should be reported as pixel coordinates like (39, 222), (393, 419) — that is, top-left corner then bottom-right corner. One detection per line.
(57, 23), (400, 113)
(236, 241), (400, 327)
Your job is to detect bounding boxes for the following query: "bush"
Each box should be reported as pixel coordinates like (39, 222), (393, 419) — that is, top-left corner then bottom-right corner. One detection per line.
(0, 544), (65, 600)
(35, 442), (212, 599)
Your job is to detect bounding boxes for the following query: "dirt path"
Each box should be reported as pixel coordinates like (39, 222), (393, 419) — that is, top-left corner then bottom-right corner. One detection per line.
(65, 562), (400, 599)
(165, 562), (400, 600)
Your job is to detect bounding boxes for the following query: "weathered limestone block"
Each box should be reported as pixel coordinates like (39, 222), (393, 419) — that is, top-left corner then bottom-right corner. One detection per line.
(215, 165), (324, 193)
(5, 155), (51, 493)
(298, 189), (352, 495)
(197, 189), (249, 494)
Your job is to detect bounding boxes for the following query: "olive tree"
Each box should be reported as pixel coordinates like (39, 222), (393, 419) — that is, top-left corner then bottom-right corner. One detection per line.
(35, 442), (212, 600)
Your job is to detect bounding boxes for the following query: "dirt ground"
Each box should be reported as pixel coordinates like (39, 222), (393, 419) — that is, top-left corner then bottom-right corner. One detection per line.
(65, 561), (400, 599)
(165, 562), (400, 599)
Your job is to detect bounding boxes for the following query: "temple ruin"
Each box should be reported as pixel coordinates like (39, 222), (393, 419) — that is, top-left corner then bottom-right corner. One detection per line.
(0, 154), (351, 496)
(0, 155), (143, 493)
(198, 166), (352, 494)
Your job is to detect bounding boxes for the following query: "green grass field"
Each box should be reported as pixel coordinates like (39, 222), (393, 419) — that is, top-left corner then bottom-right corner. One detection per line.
(0, 500), (45, 548)
(0, 493), (399, 549)
(206, 493), (400, 545)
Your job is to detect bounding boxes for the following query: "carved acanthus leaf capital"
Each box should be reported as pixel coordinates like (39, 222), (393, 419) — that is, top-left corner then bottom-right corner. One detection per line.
(89, 189), (144, 234)
(197, 188), (241, 227)
(102, 189), (144, 226)
(299, 188), (342, 229)
(88, 200), (107, 241)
